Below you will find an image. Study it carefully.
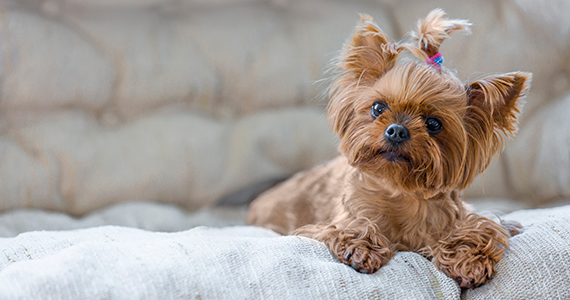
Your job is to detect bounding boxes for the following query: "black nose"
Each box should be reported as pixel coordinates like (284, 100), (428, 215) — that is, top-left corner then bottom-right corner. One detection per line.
(384, 124), (410, 145)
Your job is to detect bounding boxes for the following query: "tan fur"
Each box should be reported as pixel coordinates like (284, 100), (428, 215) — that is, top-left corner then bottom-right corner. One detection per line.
(411, 8), (472, 56)
(247, 9), (531, 289)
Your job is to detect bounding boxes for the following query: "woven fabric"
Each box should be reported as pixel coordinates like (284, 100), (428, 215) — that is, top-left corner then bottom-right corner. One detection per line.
(0, 205), (569, 299)
(0, 226), (459, 300)
(464, 206), (570, 299)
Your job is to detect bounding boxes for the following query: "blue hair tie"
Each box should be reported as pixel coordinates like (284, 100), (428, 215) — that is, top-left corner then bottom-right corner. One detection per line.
(426, 52), (443, 72)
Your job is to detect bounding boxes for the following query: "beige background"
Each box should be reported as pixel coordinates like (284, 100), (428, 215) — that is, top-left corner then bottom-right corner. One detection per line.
(0, 0), (568, 215)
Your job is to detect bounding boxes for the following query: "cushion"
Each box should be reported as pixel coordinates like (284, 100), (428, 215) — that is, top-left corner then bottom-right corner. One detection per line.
(0, 205), (568, 299)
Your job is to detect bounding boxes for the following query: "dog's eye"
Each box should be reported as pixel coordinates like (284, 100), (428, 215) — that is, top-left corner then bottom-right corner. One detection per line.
(425, 117), (443, 134)
(370, 101), (388, 119)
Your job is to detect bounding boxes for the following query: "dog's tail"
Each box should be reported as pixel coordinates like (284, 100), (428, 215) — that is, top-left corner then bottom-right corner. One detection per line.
(410, 8), (471, 59)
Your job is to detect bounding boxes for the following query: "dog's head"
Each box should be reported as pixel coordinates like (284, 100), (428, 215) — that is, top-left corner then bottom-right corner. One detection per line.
(328, 9), (531, 194)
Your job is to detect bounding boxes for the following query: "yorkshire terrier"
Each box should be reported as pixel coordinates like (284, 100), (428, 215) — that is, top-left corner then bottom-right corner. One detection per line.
(247, 9), (531, 289)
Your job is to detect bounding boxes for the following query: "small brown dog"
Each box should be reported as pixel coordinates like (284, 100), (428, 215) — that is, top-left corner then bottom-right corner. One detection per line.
(247, 9), (531, 289)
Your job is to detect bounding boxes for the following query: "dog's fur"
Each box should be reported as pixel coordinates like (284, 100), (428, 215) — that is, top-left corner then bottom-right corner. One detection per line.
(247, 9), (531, 289)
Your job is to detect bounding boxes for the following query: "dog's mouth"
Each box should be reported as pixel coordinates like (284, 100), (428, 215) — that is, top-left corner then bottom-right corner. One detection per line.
(379, 150), (409, 163)
(377, 150), (411, 163)
(357, 147), (411, 165)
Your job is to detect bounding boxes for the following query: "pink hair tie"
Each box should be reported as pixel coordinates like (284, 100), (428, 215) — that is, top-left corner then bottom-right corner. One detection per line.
(426, 52), (444, 72)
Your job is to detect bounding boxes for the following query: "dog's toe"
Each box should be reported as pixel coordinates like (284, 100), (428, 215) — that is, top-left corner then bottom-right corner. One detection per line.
(343, 250), (352, 260)
(350, 261), (373, 274)
(336, 244), (389, 274)
(450, 270), (491, 289)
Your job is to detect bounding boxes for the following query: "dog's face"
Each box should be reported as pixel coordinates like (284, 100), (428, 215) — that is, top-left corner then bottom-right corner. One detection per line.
(328, 16), (531, 194)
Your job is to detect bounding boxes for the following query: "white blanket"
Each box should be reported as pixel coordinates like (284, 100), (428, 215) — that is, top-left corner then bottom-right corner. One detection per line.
(1, 205), (569, 299)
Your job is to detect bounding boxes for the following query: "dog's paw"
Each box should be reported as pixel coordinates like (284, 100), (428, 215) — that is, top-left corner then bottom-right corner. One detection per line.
(433, 215), (510, 289)
(435, 241), (504, 289)
(333, 238), (391, 274)
(441, 254), (495, 289)
(434, 238), (505, 289)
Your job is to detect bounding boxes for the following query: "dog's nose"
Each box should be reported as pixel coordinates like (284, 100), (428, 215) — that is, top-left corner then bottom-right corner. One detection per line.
(384, 124), (410, 145)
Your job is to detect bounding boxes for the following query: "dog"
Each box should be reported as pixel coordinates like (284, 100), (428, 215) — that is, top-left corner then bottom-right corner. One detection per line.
(247, 9), (531, 289)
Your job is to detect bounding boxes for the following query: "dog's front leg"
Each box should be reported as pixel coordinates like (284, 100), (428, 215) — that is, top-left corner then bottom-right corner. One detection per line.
(294, 220), (393, 274)
(432, 214), (514, 289)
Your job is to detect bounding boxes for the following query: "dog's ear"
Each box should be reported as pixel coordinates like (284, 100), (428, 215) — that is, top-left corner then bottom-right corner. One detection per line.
(337, 14), (398, 84)
(466, 72), (531, 135)
(328, 15), (397, 138)
(461, 72), (532, 187)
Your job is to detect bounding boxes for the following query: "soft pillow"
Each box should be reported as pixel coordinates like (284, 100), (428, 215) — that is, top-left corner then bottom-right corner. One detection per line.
(1, 206), (569, 299)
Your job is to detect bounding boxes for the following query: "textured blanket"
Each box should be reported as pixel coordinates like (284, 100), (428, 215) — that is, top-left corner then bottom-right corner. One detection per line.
(1, 204), (569, 299)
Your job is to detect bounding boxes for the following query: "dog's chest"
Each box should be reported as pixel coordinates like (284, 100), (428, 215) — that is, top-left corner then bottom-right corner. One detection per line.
(368, 195), (460, 251)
